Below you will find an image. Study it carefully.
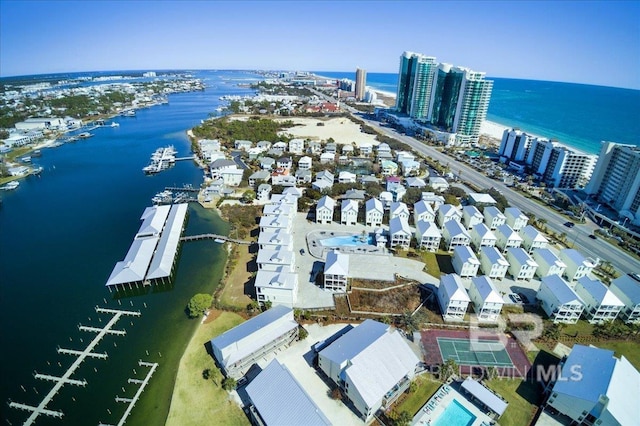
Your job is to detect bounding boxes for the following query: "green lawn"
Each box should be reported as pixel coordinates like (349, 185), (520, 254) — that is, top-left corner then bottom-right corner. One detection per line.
(166, 311), (249, 426)
(485, 378), (540, 426)
(586, 340), (640, 370)
(421, 252), (442, 278)
(395, 374), (442, 417)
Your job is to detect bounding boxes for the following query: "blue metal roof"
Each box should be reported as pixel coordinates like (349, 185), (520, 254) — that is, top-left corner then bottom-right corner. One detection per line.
(246, 359), (332, 426)
(319, 319), (388, 366)
(553, 345), (616, 403)
(210, 305), (292, 351)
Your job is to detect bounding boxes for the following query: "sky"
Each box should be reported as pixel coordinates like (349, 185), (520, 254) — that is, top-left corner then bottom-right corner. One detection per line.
(1, 0), (639, 89)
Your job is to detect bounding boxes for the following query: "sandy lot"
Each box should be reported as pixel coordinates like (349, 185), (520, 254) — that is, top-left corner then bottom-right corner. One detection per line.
(276, 117), (380, 147)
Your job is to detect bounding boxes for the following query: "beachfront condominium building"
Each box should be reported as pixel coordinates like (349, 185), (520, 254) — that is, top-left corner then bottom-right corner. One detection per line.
(355, 68), (367, 101)
(395, 52), (493, 144)
(498, 128), (534, 163)
(585, 141), (640, 225)
(525, 138), (597, 189)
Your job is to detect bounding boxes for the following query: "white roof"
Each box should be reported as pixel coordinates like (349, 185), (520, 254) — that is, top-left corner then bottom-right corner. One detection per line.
(480, 246), (509, 266)
(532, 248), (567, 268)
(317, 195), (335, 211)
(338, 171), (356, 179)
(106, 237), (158, 286)
(258, 229), (292, 246)
(254, 270), (298, 291)
(137, 205), (171, 236)
(461, 377), (508, 416)
(416, 220), (441, 238)
(469, 193), (497, 204)
(470, 276), (504, 304)
(256, 248), (293, 266)
(605, 355), (640, 426)
(325, 250), (349, 276)
(540, 274), (584, 305)
(341, 199), (359, 213)
(366, 197), (383, 213)
(263, 203), (294, 217)
(577, 276), (625, 307)
(440, 274), (471, 302)
(453, 246), (480, 265)
(259, 214), (290, 229)
(496, 224), (523, 242)
(520, 225), (548, 242)
(507, 247), (538, 267)
(610, 275), (640, 304)
(389, 216), (412, 236)
(146, 204), (188, 280)
(283, 186), (303, 197)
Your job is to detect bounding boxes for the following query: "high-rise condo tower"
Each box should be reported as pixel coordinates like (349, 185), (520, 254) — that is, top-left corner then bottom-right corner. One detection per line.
(355, 68), (367, 101)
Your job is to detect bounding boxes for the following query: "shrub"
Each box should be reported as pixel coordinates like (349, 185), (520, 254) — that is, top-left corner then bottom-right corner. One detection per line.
(186, 293), (212, 318)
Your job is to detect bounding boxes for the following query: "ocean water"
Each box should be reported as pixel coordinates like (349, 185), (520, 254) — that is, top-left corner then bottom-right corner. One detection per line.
(0, 70), (260, 425)
(315, 71), (640, 154)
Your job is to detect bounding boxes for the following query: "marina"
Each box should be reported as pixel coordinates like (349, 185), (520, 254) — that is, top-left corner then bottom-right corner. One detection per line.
(142, 146), (178, 174)
(1, 181), (20, 190)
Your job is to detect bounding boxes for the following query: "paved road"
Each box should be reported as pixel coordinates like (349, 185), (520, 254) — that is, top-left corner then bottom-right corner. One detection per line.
(365, 120), (640, 275)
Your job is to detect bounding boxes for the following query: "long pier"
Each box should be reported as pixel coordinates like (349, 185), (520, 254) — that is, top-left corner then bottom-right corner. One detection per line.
(180, 233), (253, 245)
(9, 306), (140, 426)
(164, 186), (199, 193)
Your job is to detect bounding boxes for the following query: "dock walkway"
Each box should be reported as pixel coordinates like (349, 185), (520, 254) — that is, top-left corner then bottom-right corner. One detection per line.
(180, 233), (253, 245)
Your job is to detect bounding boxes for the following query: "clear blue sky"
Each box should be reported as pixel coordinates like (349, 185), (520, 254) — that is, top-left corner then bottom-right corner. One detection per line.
(1, 0), (639, 89)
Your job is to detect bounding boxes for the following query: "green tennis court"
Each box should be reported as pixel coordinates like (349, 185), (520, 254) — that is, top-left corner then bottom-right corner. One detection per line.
(437, 337), (514, 367)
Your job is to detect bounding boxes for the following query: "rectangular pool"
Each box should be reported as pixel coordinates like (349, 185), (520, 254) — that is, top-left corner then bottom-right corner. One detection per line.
(319, 234), (374, 247)
(433, 399), (476, 426)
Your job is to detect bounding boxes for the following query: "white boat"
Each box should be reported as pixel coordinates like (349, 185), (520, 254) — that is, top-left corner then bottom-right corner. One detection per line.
(214, 238), (225, 244)
(110, 122), (120, 127)
(21, 156), (31, 163)
(78, 132), (93, 139)
(1, 181), (19, 190)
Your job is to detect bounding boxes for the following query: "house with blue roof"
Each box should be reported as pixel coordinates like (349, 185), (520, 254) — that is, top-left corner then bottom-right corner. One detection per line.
(609, 274), (640, 324)
(545, 344), (639, 426)
(536, 275), (585, 323)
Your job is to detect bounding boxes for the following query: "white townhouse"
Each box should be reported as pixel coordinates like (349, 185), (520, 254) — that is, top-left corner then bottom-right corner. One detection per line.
(390, 201), (410, 221)
(319, 152), (335, 164)
(312, 170), (334, 192)
(316, 196), (335, 224)
(495, 224), (524, 253)
(288, 138), (305, 154)
(317, 320), (419, 422)
(381, 160), (399, 176)
(421, 192), (445, 211)
(256, 183), (272, 202)
(263, 203), (295, 219)
(338, 171), (357, 184)
(256, 140), (272, 152)
(295, 169), (312, 185)
(376, 142), (391, 155)
(324, 250), (349, 293)
(260, 157), (276, 170)
(282, 187), (303, 198)
(259, 214), (291, 233)
(258, 229), (293, 251)
(307, 141), (322, 154)
(341, 199), (359, 226)
(537, 274), (585, 323)
(359, 142), (373, 155)
(415, 220), (441, 252)
(389, 217), (412, 249)
(479, 246), (509, 280)
(234, 139), (253, 150)
(406, 176), (426, 188)
(249, 170), (271, 188)
(462, 205), (484, 230)
(269, 193), (298, 210)
(276, 157), (293, 170)
(532, 248), (567, 278)
(256, 248), (294, 272)
(545, 345), (639, 426)
(342, 144), (354, 155)
(429, 176), (449, 191)
(210, 159), (243, 186)
(452, 246), (480, 278)
(483, 206), (506, 230)
(437, 204), (462, 227)
(325, 143), (337, 154)
(443, 220), (471, 251)
(469, 276), (504, 322)
(506, 247), (539, 281)
(504, 207), (529, 231)
(437, 274), (471, 322)
(254, 270), (299, 308)
(297, 155), (312, 170)
(558, 249), (597, 282)
(470, 223), (497, 250)
(413, 200), (436, 224)
(574, 276), (625, 324)
(467, 192), (497, 207)
(379, 191), (393, 209)
(396, 150), (415, 163)
(609, 275), (640, 324)
(365, 198), (383, 227)
(210, 305), (299, 378)
(519, 225), (549, 253)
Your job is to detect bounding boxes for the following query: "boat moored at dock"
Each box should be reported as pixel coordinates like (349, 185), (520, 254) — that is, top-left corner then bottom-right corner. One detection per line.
(143, 146), (177, 174)
(1, 181), (20, 190)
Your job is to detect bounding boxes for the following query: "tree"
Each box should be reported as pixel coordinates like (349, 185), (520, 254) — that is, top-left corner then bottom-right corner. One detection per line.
(246, 300), (260, 314)
(298, 325), (309, 340)
(263, 300), (273, 310)
(222, 377), (237, 391)
(394, 411), (412, 426)
(440, 359), (459, 382)
(400, 311), (418, 333)
(186, 293), (212, 318)
(240, 189), (255, 203)
(444, 194), (460, 206)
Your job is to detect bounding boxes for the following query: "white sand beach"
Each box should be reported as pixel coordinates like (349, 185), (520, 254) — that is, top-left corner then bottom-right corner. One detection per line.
(276, 117), (380, 147)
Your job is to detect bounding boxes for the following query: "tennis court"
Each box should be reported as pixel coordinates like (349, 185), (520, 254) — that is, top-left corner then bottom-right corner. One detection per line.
(437, 337), (514, 367)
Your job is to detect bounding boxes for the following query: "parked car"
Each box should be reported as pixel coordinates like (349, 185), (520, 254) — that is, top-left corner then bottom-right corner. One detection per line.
(509, 293), (523, 304)
(564, 221), (575, 228)
(588, 234), (597, 239)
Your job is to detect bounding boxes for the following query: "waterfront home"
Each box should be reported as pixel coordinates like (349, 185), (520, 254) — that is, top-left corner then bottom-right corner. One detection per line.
(263, 202), (295, 219)
(256, 183), (272, 202)
(405, 176), (426, 188)
(324, 250), (349, 293)
(210, 159), (243, 186)
(234, 139), (252, 150)
(338, 155), (349, 165)
(276, 156), (293, 170)
(210, 305), (298, 378)
(312, 170), (334, 192)
(257, 248), (294, 272)
(429, 176), (449, 191)
(282, 187), (303, 198)
(495, 224), (524, 253)
(437, 204), (462, 228)
(519, 225), (549, 253)
(365, 198), (384, 227)
(462, 205), (484, 230)
(295, 169), (312, 184)
(532, 248), (567, 278)
(325, 143), (337, 154)
(421, 192), (445, 210)
(246, 359), (331, 426)
(545, 345), (639, 426)
(506, 247), (538, 281)
(270, 193), (298, 210)
(558, 249), (597, 281)
(467, 192), (497, 207)
(379, 191), (393, 209)
(609, 275), (640, 323)
(469, 276), (504, 322)
(470, 223), (497, 250)
(320, 152), (335, 164)
(396, 150), (415, 163)
(298, 155), (312, 170)
(271, 173), (296, 187)
(376, 142), (391, 154)
(359, 143), (373, 155)
(259, 214), (291, 233)
(254, 270), (298, 308)
(415, 220), (441, 252)
(504, 207), (529, 231)
(258, 229), (292, 251)
(390, 201), (410, 221)
(288, 138), (305, 154)
(389, 217), (412, 249)
(479, 246), (509, 280)
(452, 246), (480, 278)
(338, 171), (357, 184)
(256, 140), (272, 151)
(483, 206), (506, 230)
(574, 276), (624, 324)
(437, 274), (471, 322)
(316, 195), (335, 224)
(443, 220), (471, 251)
(260, 156), (276, 170)
(342, 144), (354, 155)
(381, 160), (398, 176)
(341, 199), (359, 226)
(317, 320), (420, 422)
(307, 141), (322, 154)
(272, 141), (288, 152)
(413, 200), (436, 224)
(249, 170), (271, 188)
(536, 274), (584, 323)
(15, 117), (65, 131)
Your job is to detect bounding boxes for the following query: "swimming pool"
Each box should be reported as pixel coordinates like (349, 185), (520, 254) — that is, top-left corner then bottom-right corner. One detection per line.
(433, 399), (476, 426)
(319, 234), (374, 247)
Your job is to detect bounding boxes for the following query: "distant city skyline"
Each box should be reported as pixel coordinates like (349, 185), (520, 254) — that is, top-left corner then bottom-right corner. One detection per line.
(1, 0), (638, 89)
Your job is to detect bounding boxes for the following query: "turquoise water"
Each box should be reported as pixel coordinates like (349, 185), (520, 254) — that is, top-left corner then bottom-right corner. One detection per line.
(314, 71), (640, 154)
(320, 234), (374, 247)
(433, 399), (477, 426)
